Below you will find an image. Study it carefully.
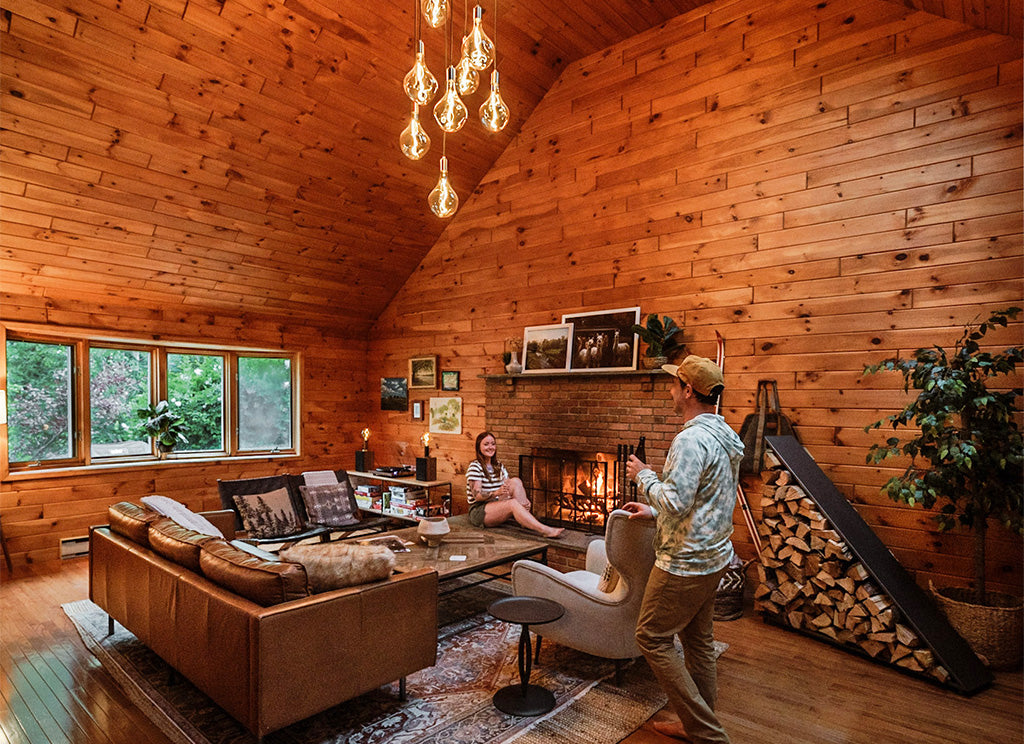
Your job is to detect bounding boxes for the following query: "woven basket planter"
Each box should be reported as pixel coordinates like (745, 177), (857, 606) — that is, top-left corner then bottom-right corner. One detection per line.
(931, 581), (1023, 670)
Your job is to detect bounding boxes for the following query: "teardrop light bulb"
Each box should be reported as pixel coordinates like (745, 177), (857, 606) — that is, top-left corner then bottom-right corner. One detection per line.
(403, 41), (438, 105)
(433, 66), (468, 133)
(455, 50), (479, 96)
(400, 103), (431, 160)
(462, 5), (494, 71)
(480, 71), (509, 132)
(428, 156), (459, 218)
(421, 0), (449, 29)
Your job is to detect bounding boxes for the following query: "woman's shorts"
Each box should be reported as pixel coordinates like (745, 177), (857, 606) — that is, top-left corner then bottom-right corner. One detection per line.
(468, 500), (488, 528)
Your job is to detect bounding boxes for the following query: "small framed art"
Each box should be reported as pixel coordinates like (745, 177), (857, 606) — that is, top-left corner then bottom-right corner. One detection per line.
(522, 323), (571, 373)
(562, 306), (640, 371)
(409, 355), (438, 389)
(412, 401), (424, 420)
(381, 377), (408, 411)
(440, 370), (460, 391)
(429, 397), (462, 434)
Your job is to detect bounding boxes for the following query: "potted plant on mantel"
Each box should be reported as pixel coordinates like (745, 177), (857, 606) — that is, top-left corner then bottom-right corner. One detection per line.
(138, 400), (188, 458)
(864, 307), (1023, 669)
(631, 314), (682, 369)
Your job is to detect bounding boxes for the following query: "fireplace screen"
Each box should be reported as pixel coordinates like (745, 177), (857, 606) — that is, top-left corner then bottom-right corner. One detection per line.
(520, 449), (630, 533)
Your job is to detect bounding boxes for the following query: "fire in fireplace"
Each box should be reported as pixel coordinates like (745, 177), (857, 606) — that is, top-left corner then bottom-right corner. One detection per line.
(520, 447), (633, 533)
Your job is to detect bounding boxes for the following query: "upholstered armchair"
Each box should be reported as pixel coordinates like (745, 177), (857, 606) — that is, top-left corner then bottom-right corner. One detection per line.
(510, 509), (656, 683)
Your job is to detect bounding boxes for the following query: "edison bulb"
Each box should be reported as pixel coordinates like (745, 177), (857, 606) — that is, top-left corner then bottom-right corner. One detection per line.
(455, 52), (479, 96)
(400, 104), (431, 160)
(480, 71), (509, 132)
(428, 156), (459, 218)
(421, 0), (448, 28)
(462, 5), (494, 71)
(403, 41), (438, 105)
(433, 66), (468, 133)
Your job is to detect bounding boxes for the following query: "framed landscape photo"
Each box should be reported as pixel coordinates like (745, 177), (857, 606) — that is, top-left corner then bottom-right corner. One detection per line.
(562, 307), (640, 371)
(429, 396), (462, 435)
(522, 323), (571, 373)
(409, 355), (438, 389)
(440, 370), (460, 391)
(381, 377), (408, 411)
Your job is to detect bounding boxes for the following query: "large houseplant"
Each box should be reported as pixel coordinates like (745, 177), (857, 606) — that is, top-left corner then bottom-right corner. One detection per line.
(864, 307), (1023, 667)
(631, 314), (682, 369)
(138, 400), (188, 457)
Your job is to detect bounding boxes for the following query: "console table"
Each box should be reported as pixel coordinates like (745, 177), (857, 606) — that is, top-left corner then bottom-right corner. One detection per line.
(348, 470), (452, 523)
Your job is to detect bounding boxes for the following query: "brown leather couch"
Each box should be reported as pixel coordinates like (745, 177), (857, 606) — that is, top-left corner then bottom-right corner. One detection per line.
(89, 502), (438, 740)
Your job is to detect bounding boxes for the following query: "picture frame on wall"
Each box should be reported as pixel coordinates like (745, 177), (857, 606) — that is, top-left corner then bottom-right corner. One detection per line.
(409, 355), (438, 389)
(561, 306), (641, 371)
(522, 323), (571, 373)
(381, 377), (408, 411)
(440, 370), (460, 391)
(412, 401), (424, 420)
(429, 397), (462, 435)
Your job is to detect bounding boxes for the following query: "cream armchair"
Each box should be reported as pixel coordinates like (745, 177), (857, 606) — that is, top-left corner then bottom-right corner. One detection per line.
(510, 509), (656, 683)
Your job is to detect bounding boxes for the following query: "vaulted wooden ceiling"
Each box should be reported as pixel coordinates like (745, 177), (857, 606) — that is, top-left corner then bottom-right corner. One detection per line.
(1, 0), (1018, 334)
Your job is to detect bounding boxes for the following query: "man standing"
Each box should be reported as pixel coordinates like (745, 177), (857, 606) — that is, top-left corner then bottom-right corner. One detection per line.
(624, 355), (743, 743)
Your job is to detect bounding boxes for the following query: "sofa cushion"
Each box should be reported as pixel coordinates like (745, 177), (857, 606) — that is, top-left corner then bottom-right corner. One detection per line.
(232, 487), (303, 539)
(200, 539), (309, 606)
(108, 502), (161, 547)
(299, 483), (359, 527)
(280, 542), (395, 593)
(140, 494), (224, 537)
(148, 518), (216, 572)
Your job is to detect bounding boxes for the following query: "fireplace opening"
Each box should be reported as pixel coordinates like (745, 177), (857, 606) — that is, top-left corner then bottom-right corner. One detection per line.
(520, 446), (635, 533)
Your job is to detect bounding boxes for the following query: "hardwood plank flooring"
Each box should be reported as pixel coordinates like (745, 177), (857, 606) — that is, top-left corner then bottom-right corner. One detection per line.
(0, 560), (1020, 744)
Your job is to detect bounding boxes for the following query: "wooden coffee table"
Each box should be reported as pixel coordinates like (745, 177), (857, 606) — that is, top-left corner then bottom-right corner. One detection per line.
(382, 522), (548, 595)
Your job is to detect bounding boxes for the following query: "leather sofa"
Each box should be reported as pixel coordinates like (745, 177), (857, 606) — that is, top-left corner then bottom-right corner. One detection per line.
(89, 502), (438, 741)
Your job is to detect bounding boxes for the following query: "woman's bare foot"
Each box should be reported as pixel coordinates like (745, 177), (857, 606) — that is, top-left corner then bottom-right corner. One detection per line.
(652, 719), (692, 741)
(542, 526), (564, 539)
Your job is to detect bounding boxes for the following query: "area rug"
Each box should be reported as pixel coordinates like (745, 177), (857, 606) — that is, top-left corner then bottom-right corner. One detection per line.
(64, 593), (724, 744)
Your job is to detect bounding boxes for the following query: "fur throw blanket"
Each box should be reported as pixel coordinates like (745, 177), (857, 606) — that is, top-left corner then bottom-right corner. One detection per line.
(280, 542), (395, 592)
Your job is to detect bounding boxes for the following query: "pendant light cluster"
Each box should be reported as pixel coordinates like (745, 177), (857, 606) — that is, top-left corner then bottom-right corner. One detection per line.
(400, 0), (509, 218)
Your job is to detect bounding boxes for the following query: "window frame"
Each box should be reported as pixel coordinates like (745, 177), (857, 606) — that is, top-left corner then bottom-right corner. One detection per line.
(1, 325), (300, 478)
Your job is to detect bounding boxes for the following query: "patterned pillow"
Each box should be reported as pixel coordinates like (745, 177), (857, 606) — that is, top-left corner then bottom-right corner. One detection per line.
(232, 487), (303, 539)
(597, 562), (620, 593)
(299, 483), (359, 527)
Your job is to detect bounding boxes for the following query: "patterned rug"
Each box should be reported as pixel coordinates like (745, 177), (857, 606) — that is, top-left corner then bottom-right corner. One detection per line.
(63, 584), (711, 744)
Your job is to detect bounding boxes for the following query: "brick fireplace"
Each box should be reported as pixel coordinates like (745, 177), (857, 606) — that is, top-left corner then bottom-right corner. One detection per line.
(485, 370), (679, 531)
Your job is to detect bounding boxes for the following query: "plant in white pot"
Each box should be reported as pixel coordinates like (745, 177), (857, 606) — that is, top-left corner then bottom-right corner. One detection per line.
(138, 400), (188, 458)
(864, 307), (1023, 668)
(630, 314), (682, 370)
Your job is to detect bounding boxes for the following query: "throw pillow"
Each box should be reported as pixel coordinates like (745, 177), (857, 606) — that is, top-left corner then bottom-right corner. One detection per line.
(140, 494), (224, 538)
(597, 562), (620, 593)
(280, 542), (395, 593)
(232, 487), (303, 540)
(299, 483), (359, 527)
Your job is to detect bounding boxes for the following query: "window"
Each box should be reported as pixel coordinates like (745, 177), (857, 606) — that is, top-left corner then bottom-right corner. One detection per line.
(3, 330), (298, 472)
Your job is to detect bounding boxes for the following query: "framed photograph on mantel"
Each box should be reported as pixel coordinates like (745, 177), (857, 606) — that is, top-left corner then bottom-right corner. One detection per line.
(562, 306), (640, 372)
(409, 355), (438, 389)
(522, 323), (571, 373)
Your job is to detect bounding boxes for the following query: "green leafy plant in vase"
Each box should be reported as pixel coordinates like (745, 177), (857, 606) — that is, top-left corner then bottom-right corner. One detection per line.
(631, 314), (682, 369)
(138, 400), (188, 457)
(864, 307), (1023, 668)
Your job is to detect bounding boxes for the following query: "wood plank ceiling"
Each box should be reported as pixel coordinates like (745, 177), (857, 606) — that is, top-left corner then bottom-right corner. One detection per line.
(1, 0), (1018, 335)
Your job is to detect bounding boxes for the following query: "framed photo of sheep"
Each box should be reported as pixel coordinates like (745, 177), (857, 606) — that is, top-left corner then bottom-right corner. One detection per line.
(562, 307), (640, 371)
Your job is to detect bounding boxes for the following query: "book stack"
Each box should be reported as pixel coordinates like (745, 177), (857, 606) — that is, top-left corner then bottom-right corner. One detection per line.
(388, 485), (428, 516)
(354, 483), (382, 510)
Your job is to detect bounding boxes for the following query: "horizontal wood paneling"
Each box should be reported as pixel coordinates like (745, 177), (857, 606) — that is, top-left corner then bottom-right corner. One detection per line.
(368, 0), (1023, 596)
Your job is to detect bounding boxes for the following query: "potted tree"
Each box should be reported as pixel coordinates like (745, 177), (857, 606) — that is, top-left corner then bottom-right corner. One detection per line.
(864, 307), (1023, 668)
(631, 314), (682, 369)
(138, 400), (188, 458)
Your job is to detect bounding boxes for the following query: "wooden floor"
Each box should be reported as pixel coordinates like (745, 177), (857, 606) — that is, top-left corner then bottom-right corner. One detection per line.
(1, 559), (1021, 744)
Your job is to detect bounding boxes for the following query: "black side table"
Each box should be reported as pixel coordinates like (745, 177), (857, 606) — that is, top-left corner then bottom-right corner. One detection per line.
(488, 595), (565, 716)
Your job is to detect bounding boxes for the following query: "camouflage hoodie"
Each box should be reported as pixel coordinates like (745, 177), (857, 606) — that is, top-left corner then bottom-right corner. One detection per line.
(635, 413), (744, 576)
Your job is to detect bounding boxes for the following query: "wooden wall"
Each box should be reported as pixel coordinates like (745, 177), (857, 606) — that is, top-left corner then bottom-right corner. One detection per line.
(368, 0), (1023, 595)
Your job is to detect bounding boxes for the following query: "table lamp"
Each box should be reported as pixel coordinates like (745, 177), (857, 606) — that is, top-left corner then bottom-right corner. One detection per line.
(355, 427), (374, 471)
(416, 432), (436, 481)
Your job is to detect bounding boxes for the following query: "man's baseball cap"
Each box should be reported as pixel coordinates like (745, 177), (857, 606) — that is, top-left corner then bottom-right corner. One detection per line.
(661, 355), (724, 396)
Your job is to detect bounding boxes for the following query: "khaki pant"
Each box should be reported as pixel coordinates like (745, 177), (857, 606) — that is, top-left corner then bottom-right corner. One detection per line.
(635, 566), (731, 744)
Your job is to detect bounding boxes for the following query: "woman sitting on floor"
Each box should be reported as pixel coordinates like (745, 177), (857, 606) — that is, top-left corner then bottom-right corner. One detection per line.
(466, 432), (564, 538)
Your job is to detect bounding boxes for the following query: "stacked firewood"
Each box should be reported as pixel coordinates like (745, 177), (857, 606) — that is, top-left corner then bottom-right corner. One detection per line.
(754, 454), (951, 684)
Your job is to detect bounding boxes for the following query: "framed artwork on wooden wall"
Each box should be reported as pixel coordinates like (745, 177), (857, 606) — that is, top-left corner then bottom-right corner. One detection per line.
(381, 377), (408, 411)
(440, 370), (460, 391)
(409, 355), (438, 389)
(411, 400), (424, 420)
(562, 307), (640, 371)
(429, 396), (462, 434)
(522, 323), (571, 373)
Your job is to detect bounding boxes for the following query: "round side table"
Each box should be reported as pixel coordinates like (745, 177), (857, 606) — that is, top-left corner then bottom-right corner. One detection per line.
(488, 595), (565, 716)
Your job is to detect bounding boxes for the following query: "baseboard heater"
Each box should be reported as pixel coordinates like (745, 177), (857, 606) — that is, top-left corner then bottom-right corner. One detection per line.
(60, 535), (90, 559)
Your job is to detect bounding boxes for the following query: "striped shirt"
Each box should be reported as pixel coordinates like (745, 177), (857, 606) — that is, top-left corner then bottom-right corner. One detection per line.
(465, 460), (508, 504)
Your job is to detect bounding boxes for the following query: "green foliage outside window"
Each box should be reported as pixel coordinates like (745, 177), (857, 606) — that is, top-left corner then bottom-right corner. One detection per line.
(90, 347), (151, 457)
(238, 357), (293, 451)
(168, 353), (224, 451)
(6, 340), (73, 463)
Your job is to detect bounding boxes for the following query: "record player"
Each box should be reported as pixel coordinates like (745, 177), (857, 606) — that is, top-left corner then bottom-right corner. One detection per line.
(373, 465), (415, 478)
